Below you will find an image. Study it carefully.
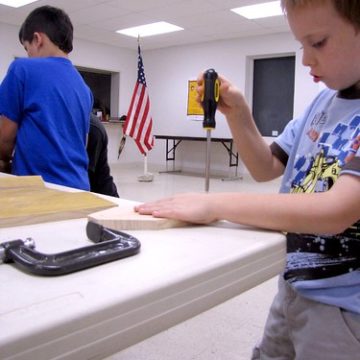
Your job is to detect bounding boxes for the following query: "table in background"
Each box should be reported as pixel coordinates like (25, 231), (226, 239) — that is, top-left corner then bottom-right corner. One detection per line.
(0, 175), (285, 360)
(155, 135), (239, 177)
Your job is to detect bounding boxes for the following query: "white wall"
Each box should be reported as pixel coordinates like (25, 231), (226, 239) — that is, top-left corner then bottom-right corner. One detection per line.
(0, 23), (24, 77)
(0, 23), (322, 175)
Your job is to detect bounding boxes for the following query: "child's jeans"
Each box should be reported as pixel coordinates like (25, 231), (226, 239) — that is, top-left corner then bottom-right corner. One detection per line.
(251, 276), (360, 359)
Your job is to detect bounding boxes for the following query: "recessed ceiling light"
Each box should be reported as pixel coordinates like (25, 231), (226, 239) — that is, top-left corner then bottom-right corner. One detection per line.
(231, 1), (282, 19)
(116, 21), (183, 38)
(0, 0), (40, 7)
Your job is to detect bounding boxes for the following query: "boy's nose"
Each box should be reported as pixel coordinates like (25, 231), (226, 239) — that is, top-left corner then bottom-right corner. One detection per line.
(302, 48), (316, 67)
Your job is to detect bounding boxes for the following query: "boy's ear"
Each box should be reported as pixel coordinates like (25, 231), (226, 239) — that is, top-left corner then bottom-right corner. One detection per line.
(32, 32), (44, 47)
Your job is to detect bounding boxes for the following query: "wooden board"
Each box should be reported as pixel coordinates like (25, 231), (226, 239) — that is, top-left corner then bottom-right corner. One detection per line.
(0, 176), (116, 228)
(88, 205), (189, 230)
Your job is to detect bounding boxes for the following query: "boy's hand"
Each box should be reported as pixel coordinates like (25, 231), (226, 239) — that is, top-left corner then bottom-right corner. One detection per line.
(134, 193), (217, 225)
(196, 72), (248, 118)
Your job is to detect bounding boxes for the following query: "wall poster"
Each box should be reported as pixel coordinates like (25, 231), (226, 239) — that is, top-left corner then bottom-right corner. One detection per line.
(187, 80), (203, 121)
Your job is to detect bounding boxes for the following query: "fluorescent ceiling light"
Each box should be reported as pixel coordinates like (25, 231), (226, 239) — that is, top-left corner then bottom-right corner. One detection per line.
(116, 21), (183, 38)
(231, 1), (282, 19)
(0, 0), (40, 7)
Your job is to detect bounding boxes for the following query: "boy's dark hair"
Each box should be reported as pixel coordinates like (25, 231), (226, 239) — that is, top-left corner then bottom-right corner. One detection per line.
(281, 0), (360, 30)
(19, 5), (73, 53)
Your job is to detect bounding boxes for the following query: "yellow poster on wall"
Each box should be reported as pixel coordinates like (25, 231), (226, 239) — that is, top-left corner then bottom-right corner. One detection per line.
(187, 80), (203, 120)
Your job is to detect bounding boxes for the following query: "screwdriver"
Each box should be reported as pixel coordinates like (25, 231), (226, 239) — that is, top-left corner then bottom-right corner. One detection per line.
(202, 69), (219, 192)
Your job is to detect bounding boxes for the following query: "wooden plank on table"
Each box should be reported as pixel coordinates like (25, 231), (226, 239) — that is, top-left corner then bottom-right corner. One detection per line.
(0, 176), (116, 228)
(88, 205), (189, 231)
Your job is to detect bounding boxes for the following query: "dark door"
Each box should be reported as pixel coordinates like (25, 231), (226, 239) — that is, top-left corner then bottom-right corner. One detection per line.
(252, 56), (295, 137)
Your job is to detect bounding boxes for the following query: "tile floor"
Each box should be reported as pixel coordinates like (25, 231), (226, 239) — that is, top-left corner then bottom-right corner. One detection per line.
(104, 162), (282, 360)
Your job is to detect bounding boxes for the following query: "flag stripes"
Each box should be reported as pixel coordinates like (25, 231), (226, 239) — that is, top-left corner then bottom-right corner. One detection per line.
(123, 45), (154, 155)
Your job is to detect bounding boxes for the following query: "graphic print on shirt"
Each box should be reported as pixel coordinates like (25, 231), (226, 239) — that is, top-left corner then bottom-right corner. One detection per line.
(285, 114), (360, 282)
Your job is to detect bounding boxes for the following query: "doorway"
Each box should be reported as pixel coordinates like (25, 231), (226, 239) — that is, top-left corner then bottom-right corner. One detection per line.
(252, 56), (295, 137)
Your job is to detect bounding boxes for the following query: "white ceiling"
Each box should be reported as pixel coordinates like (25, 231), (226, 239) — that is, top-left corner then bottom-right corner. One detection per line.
(0, 0), (291, 50)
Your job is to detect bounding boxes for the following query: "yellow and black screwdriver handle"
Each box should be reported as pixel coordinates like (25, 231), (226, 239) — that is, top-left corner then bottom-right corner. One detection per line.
(201, 69), (220, 130)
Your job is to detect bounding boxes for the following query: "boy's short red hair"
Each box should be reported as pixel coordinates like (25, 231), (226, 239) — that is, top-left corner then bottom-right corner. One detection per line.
(281, 0), (360, 30)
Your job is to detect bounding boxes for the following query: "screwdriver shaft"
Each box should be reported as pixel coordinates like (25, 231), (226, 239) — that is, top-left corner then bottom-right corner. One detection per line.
(205, 129), (211, 192)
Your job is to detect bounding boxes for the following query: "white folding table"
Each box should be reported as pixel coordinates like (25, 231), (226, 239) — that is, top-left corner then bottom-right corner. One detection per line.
(0, 180), (285, 360)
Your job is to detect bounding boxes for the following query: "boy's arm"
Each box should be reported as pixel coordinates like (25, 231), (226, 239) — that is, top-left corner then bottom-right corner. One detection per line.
(0, 115), (17, 172)
(197, 74), (285, 181)
(135, 173), (360, 236)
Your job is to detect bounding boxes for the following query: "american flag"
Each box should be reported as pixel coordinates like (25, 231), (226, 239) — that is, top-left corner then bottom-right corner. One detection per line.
(123, 44), (154, 155)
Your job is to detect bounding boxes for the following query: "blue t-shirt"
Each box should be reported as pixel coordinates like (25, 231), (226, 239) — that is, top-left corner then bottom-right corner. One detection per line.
(0, 57), (93, 190)
(273, 88), (360, 313)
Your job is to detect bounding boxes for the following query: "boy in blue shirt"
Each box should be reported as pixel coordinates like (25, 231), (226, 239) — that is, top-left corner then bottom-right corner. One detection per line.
(136, 1), (360, 358)
(0, 6), (93, 190)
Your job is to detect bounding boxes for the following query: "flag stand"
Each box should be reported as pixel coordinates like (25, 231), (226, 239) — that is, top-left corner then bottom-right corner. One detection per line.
(138, 155), (153, 182)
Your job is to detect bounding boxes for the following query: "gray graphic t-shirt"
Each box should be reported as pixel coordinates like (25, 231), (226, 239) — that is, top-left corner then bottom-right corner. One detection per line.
(271, 88), (360, 313)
